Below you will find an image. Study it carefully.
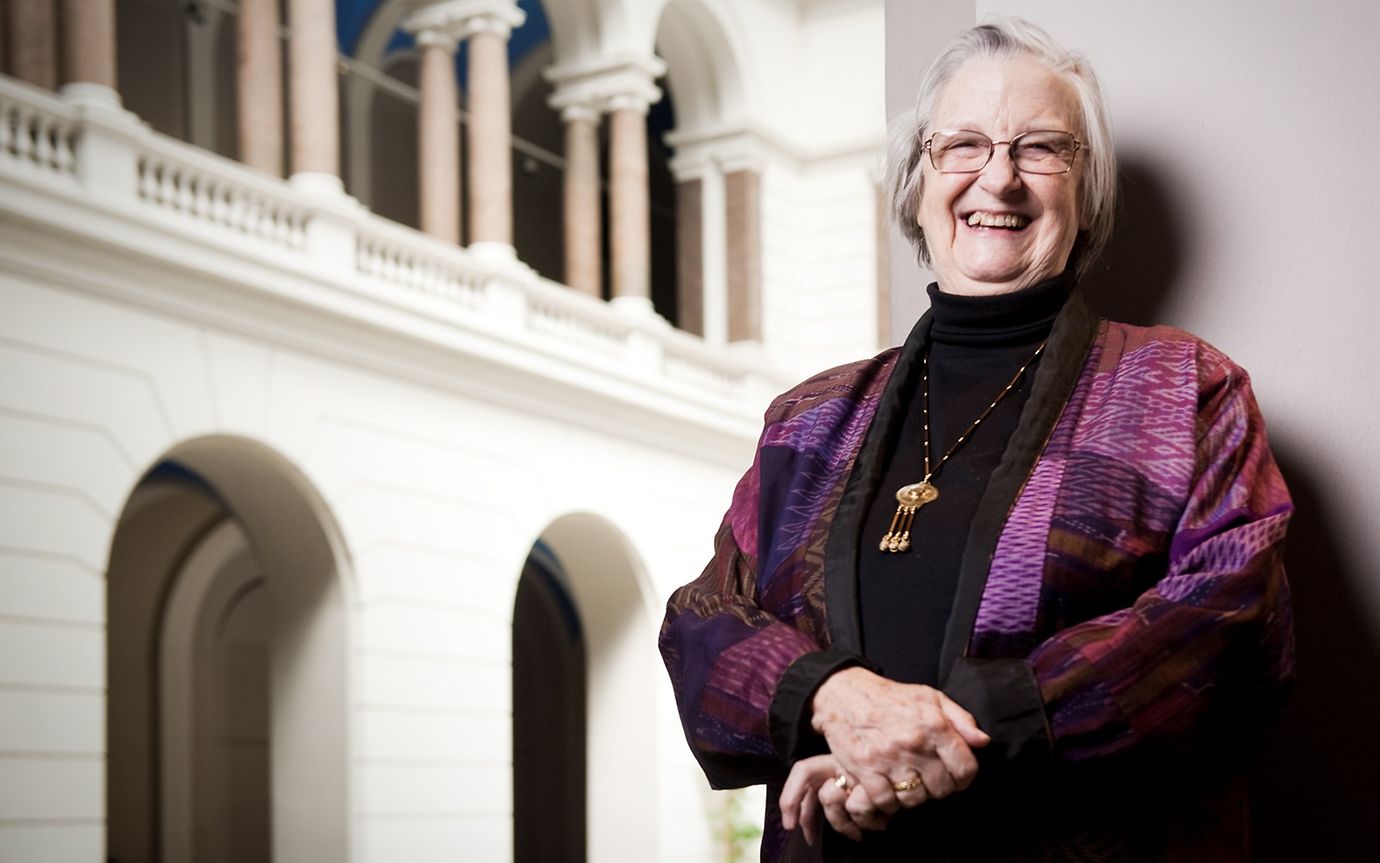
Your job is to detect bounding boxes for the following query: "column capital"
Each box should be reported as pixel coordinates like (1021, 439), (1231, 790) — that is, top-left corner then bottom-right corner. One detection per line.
(560, 104), (601, 125)
(413, 29), (458, 52)
(546, 52), (666, 117)
(665, 123), (772, 181)
(606, 93), (652, 115)
(666, 152), (711, 183)
(403, 0), (525, 43)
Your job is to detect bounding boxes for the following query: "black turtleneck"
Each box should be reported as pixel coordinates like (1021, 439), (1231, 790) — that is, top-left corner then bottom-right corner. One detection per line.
(857, 272), (1070, 688)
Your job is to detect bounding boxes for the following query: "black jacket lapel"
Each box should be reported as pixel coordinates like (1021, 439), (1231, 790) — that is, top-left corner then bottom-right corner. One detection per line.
(823, 311), (935, 651)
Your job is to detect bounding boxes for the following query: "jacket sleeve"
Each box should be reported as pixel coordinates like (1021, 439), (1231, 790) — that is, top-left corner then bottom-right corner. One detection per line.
(658, 436), (830, 789)
(948, 357), (1295, 767)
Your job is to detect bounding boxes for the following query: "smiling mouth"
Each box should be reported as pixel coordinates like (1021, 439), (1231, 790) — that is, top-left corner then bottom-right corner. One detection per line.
(965, 211), (1030, 230)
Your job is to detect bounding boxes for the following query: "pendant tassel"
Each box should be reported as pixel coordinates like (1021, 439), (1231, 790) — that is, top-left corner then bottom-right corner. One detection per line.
(880, 504), (918, 553)
(874, 342), (1044, 558)
(880, 507), (905, 552)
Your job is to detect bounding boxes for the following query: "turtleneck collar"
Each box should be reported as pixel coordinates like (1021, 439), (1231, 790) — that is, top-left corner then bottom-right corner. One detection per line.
(926, 270), (1074, 347)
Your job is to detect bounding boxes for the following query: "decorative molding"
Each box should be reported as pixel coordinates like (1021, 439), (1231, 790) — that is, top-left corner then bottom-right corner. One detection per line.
(666, 122), (767, 180)
(559, 103), (600, 125)
(606, 92), (652, 115)
(58, 81), (122, 110)
(666, 119), (884, 176)
(459, 13), (520, 40)
(545, 52), (666, 116)
(799, 0), (884, 16)
(402, 0), (526, 43)
(412, 28), (458, 52)
(0, 76), (783, 468)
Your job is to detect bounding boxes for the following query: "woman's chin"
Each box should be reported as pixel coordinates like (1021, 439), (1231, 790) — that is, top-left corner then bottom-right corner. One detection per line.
(947, 253), (1068, 293)
(944, 267), (1038, 295)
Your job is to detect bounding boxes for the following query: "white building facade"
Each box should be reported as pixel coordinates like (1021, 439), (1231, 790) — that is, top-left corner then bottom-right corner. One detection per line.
(0, 0), (885, 861)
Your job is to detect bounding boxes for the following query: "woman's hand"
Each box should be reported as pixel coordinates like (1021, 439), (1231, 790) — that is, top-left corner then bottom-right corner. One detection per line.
(780, 754), (895, 844)
(809, 668), (990, 823)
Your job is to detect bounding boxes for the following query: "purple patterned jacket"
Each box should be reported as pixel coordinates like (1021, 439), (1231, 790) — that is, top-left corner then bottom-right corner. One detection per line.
(660, 291), (1294, 861)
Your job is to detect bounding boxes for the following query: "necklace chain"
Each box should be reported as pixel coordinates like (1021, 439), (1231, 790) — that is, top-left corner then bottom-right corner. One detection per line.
(879, 339), (1047, 554)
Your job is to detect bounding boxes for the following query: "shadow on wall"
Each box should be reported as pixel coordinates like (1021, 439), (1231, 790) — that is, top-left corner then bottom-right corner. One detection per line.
(1251, 448), (1380, 861)
(1080, 156), (1186, 324)
(1087, 158), (1380, 856)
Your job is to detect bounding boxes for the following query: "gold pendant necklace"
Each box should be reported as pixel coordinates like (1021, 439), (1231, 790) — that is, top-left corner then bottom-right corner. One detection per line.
(879, 340), (1047, 553)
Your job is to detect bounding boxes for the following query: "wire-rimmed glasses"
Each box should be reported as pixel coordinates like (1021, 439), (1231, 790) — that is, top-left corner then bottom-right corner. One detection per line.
(924, 129), (1082, 175)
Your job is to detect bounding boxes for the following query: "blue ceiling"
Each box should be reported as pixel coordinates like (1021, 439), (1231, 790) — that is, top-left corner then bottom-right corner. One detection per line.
(332, 0), (675, 124)
(336, 0), (552, 80)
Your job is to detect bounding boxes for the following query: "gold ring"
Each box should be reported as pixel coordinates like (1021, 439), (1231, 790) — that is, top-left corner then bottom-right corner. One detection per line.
(834, 772), (850, 790)
(892, 776), (924, 793)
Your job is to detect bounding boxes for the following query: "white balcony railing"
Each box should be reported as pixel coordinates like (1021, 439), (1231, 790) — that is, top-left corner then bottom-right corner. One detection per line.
(0, 77), (786, 435)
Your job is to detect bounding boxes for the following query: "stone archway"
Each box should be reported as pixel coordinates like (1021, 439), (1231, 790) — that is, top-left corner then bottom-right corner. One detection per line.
(106, 436), (352, 863)
(653, 0), (758, 341)
(654, 0), (748, 130)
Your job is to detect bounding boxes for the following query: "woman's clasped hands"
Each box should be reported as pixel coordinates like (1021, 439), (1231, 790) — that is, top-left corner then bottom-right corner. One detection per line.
(779, 667), (990, 844)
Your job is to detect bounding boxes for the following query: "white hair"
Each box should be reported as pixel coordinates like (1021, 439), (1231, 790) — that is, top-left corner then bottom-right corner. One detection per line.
(886, 17), (1118, 279)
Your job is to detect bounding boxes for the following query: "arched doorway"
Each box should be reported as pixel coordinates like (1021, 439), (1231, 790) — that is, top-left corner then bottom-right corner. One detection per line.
(158, 511), (271, 863)
(512, 513), (659, 863)
(106, 437), (351, 863)
(512, 541), (585, 863)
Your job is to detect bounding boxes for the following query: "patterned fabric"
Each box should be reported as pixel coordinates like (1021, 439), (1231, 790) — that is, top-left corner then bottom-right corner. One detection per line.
(659, 298), (1294, 861)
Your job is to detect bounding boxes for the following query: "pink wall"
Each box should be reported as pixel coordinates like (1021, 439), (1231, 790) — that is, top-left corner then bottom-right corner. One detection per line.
(886, 2), (1380, 857)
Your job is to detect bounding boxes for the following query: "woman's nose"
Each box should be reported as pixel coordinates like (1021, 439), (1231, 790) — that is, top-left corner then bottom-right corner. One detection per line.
(978, 144), (1023, 195)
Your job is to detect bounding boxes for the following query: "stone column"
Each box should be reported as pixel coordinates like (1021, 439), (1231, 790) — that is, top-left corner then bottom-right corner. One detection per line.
(561, 104), (602, 297)
(608, 95), (652, 307)
(403, 1), (524, 253)
(546, 55), (664, 308)
(287, 0), (341, 188)
(724, 168), (763, 342)
(6, 0), (58, 90)
(667, 140), (726, 342)
(238, 0), (284, 176)
(58, 0), (117, 102)
(414, 29), (461, 243)
(675, 177), (704, 335)
(461, 3), (525, 255)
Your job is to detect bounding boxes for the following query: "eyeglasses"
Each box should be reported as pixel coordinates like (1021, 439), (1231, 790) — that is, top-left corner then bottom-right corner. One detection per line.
(924, 129), (1082, 175)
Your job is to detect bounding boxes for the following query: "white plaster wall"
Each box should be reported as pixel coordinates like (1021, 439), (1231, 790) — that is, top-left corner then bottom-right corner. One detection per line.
(758, 1), (887, 374)
(796, 1), (887, 152)
(709, 0), (884, 158)
(761, 155), (884, 378)
(650, 0), (884, 157)
(0, 263), (747, 861)
(656, 0), (794, 131)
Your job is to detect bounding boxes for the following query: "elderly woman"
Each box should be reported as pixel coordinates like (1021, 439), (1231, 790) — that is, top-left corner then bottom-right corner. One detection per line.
(659, 17), (1293, 862)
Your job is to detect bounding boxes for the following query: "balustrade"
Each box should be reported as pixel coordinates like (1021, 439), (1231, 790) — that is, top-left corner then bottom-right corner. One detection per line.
(0, 75), (783, 422)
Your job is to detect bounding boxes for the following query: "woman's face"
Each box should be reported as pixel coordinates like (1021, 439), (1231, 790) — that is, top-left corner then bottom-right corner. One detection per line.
(918, 54), (1087, 296)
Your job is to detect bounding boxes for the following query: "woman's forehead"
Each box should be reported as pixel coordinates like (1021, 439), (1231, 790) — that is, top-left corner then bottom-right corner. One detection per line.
(933, 55), (1081, 131)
